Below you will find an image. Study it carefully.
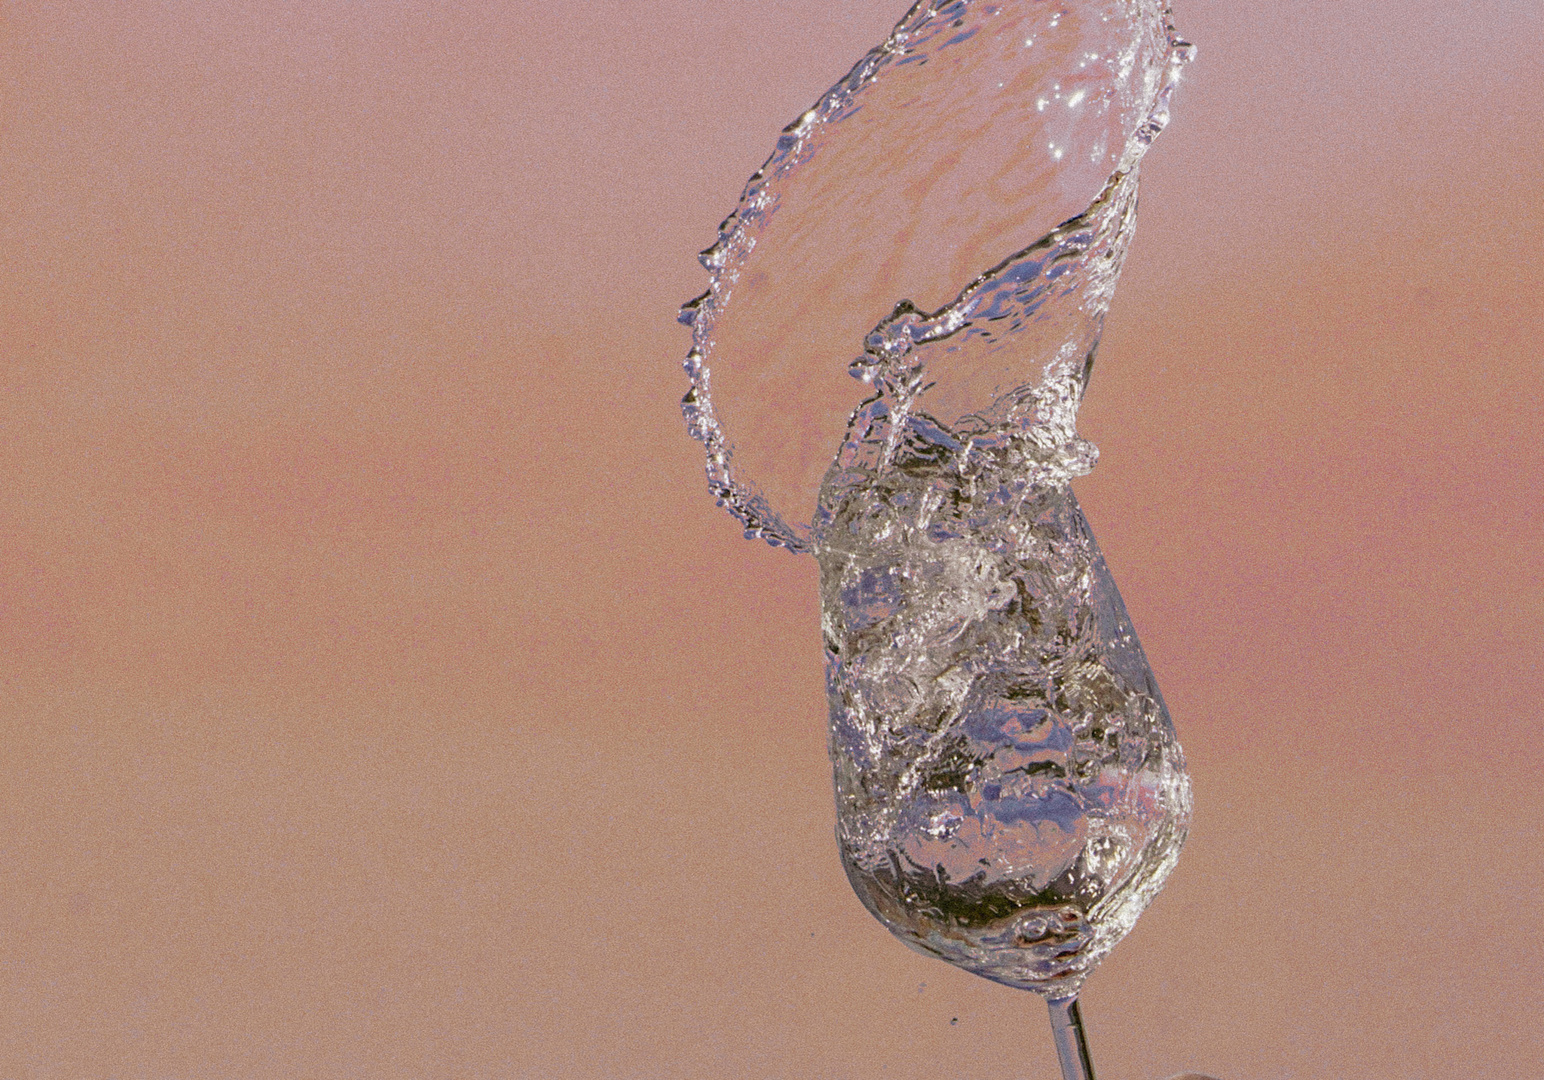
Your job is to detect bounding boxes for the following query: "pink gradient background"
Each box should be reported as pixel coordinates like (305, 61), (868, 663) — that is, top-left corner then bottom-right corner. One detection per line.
(0, 2), (1540, 1077)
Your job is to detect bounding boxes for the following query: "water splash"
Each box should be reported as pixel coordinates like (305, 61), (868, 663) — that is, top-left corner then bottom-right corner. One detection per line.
(681, 0), (1193, 998)
(816, 434), (1190, 994)
(682, 0), (1191, 549)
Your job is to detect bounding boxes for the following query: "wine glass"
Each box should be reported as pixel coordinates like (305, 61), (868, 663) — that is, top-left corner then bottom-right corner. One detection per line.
(678, 2), (1199, 1074)
(815, 438), (1191, 1080)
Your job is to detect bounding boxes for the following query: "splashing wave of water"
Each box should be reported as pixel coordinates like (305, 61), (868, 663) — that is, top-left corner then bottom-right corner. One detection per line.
(680, 0), (1195, 997)
(682, 0), (1191, 551)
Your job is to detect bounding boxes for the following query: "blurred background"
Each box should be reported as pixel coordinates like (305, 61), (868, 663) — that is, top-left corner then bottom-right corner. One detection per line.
(0, 1), (1540, 1077)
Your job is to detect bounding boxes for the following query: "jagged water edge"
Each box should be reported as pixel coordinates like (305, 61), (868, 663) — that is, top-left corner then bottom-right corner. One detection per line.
(678, 0), (1193, 552)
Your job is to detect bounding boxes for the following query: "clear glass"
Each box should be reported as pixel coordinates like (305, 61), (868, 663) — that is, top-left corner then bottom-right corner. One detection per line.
(1048, 997), (1097, 1080)
(680, 2), (1197, 1074)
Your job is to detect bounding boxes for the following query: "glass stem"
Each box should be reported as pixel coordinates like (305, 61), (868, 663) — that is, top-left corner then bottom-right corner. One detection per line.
(1046, 995), (1096, 1080)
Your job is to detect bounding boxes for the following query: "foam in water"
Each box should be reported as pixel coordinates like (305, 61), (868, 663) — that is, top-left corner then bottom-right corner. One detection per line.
(681, 0), (1193, 997)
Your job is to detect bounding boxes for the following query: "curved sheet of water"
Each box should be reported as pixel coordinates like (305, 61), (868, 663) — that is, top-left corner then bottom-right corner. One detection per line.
(681, 0), (1191, 550)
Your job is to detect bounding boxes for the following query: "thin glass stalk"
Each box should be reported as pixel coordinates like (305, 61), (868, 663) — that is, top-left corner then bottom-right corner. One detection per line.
(1047, 995), (1096, 1080)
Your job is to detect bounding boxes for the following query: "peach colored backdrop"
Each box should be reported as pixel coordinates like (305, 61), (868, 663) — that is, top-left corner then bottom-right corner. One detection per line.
(1, 2), (1540, 1077)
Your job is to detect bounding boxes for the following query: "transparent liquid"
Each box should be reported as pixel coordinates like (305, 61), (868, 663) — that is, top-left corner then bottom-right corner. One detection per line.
(682, 0), (1188, 549)
(681, 0), (1194, 997)
(817, 416), (1189, 994)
